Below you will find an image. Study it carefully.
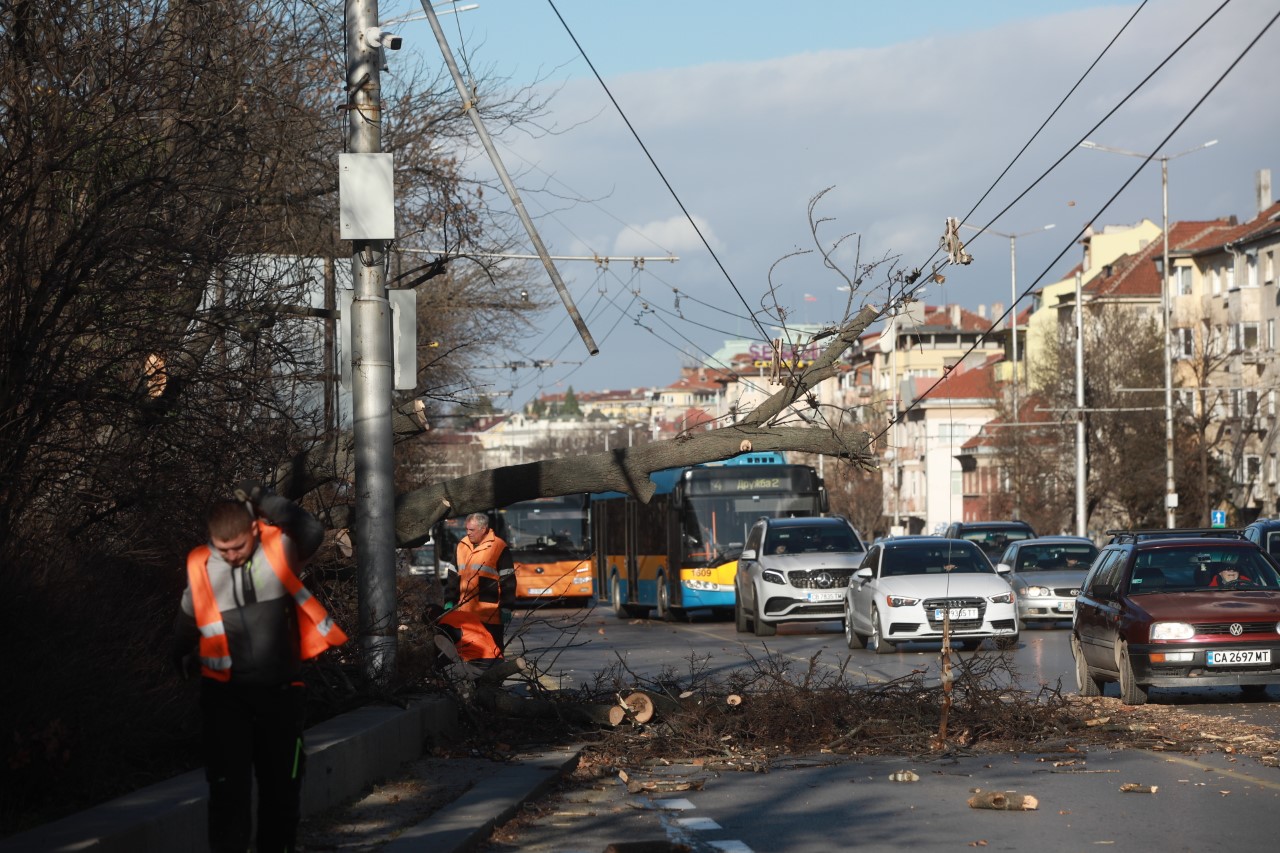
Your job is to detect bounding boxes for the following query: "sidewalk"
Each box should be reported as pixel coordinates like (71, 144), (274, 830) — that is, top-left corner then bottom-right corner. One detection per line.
(0, 694), (577, 853)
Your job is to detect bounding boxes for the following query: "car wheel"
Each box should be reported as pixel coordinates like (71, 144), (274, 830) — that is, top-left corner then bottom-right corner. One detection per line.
(610, 575), (626, 619)
(734, 597), (750, 634)
(872, 607), (895, 654)
(753, 604), (778, 637)
(844, 606), (867, 649)
(1072, 636), (1102, 697)
(995, 634), (1019, 651)
(1117, 643), (1148, 706)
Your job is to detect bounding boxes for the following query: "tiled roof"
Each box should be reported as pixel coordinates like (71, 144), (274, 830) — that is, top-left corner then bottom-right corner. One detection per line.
(914, 357), (1000, 402)
(1185, 203), (1280, 253)
(1084, 219), (1236, 299)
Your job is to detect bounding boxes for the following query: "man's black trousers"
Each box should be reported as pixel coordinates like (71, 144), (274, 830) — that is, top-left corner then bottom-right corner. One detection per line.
(200, 680), (305, 853)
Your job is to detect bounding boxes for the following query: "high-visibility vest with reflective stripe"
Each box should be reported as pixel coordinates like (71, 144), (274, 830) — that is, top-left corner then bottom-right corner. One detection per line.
(186, 524), (348, 681)
(455, 532), (506, 624)
(439, 608), (501, 661)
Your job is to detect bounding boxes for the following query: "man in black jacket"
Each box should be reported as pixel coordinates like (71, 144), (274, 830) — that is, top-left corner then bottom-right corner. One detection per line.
(173, 483), (335, 853)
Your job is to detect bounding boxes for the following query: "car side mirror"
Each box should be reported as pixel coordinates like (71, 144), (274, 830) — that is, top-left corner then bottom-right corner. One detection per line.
(1091, 583), (1114, 599)
(740, 549), (757, 561)
(994, 564), (1011, 574)
(855, 567), (873, 581)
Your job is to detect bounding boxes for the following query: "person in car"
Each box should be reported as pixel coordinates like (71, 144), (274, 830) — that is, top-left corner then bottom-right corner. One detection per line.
(1210, 565), (1255, 588)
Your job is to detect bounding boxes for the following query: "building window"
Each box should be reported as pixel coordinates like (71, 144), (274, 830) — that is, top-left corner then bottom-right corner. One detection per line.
(1243, 455), (1262, 483)
(1174, 327), (1194, 359)
(1175, 265), (1193, 296)
(1270, 454), (1278, 486)
(1270, 319), (1276, 350)
(1246, 253), (1259, 287)
(1265, 251), (1276, 286)
(1226, 263), (1236, 290)
(1211, 266), (1222, 295)
(952, 470), (962, 496)
(1235, 322), (1260, 352)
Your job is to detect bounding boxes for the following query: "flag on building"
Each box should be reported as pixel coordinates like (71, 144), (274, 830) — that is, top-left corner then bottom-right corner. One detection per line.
(804, 293), (817, 302)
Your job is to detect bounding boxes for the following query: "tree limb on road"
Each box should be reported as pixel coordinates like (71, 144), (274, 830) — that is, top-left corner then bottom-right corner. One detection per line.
(316, 303), (884, 545)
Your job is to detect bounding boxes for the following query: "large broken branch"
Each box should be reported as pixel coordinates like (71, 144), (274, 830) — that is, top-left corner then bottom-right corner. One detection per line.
(308, 305), (885, 543)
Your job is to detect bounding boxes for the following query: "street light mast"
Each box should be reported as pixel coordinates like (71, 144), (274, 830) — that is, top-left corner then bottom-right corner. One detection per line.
(1079, 138), (1218, 528)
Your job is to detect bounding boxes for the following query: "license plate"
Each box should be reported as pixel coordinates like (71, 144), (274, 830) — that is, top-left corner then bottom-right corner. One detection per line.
(527, 587), (549, 596)
(806, 591), (843, 602)
(934, 607), (978, 620)
(1056, 601), (1075, 612)
(572, 577), (592, 585)
(1207, 649), (1271, 666)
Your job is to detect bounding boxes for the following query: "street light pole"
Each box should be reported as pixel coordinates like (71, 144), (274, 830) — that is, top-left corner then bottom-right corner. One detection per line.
(962, 222), (1054, 520)
(1079, 138), (1218, 528)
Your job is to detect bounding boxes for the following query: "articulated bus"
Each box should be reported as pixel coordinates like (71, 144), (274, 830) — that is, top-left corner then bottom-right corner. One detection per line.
(591, 452), (827, 620)
(496, 494), (594, 604)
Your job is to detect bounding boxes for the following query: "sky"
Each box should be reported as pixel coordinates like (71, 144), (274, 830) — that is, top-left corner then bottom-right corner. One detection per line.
(376, 0), (1280, 411)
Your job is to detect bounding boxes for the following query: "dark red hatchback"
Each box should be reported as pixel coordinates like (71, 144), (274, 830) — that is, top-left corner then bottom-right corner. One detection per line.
(1072, 534), (1280, 705)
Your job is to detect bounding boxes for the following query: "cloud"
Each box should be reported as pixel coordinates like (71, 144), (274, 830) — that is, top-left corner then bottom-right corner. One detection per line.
(611, 214), (723, 256)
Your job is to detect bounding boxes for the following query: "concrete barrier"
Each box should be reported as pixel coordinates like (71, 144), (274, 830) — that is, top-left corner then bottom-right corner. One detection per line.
(0, 694), (459, 853)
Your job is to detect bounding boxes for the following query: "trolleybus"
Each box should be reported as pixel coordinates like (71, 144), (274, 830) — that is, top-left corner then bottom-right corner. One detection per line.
(592, 452), (827, 620)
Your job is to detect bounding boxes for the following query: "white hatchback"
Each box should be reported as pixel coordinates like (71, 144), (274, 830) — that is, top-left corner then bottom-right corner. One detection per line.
(843, 537), (1018, 653)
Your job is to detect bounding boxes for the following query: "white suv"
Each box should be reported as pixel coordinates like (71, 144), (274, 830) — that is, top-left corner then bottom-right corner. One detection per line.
(734, 516), (866, 637)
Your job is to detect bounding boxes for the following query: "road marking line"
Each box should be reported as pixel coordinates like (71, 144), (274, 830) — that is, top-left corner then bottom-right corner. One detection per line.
(676, 816), (721, 830)
(708, 841), (754, 852)
(1155, 752), (1280, 790)
(652, 797), (697, 810)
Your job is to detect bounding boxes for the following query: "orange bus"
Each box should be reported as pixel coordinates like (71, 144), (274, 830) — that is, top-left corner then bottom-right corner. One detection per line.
(496, 494), (594, 604)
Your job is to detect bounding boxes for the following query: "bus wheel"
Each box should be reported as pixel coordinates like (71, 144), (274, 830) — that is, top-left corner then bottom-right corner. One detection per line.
(656, 576), (673, 621)
(610, 575), (627, 619)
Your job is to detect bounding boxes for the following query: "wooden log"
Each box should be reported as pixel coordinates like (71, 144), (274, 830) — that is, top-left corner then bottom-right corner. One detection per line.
(620, 691), (656, 724)
(967, 791), (1038, 811)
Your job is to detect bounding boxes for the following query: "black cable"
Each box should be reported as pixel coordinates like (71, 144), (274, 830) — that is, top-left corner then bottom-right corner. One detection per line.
(873, 5), (1280, 449)
(544, 0), (772, 349)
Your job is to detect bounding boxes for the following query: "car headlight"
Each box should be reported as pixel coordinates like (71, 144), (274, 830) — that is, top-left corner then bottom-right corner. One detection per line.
(988, 592), (1014, 604)
(1022, 586), (1051, 597)
(761, 569), (786, 585)
(1150, 622), (1195, 640)
(886, 595), (919, 607)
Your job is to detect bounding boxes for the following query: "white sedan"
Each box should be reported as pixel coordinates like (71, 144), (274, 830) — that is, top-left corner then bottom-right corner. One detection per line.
(843, 536), (1019, 654)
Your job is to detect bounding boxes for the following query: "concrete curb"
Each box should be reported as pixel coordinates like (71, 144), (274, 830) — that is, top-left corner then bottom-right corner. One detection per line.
(0, 694), (461, 853)
(382, 746), (582, 853)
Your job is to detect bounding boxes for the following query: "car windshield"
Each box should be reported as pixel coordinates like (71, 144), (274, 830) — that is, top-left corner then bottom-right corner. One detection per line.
(1128, 546), (1280, 592)
(962, 527), (1033, 556)
(765, 527), (860, 555)
(882, 543), (993, 576)
(1014, 543), (1098, 571)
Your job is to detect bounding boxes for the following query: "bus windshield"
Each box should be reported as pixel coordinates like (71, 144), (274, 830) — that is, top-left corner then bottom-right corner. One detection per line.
(500, 497), (590, 557)
(681, 493), (821, 567)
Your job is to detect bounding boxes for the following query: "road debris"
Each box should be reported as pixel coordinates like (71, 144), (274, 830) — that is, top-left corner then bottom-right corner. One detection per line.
(967, 790), (1039, 811)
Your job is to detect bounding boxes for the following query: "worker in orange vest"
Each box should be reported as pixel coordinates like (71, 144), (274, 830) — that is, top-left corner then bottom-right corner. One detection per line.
(173, 482), (345, 853)
(444, 512), (516, 656)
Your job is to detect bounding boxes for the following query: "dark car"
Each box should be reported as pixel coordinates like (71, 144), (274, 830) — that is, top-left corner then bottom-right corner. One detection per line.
(1072, 533), (1280, 705)
(942, 520), (1037, 561)
(1243, 518), (1280, 561)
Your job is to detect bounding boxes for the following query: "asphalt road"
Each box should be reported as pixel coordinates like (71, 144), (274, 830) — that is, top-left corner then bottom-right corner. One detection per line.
(482, 604), (1280, 853)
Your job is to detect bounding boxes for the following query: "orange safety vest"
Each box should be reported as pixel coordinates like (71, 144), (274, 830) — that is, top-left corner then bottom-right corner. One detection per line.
(455, 531), (506, 625)
(439, 608), (502, 661)
(186, 523), (348, 681)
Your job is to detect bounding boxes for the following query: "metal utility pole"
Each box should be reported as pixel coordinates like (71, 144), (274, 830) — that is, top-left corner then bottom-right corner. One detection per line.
(345, 0), (397, 681)
(418, 0), (598, 356)
(962, 222), (1054, 520)
(1074, 272), (1087, 537)
(1079, 138), (1217, 527)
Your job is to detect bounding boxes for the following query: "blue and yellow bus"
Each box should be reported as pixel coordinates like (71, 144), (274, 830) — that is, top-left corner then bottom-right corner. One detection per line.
(591, 452), (827, 620)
